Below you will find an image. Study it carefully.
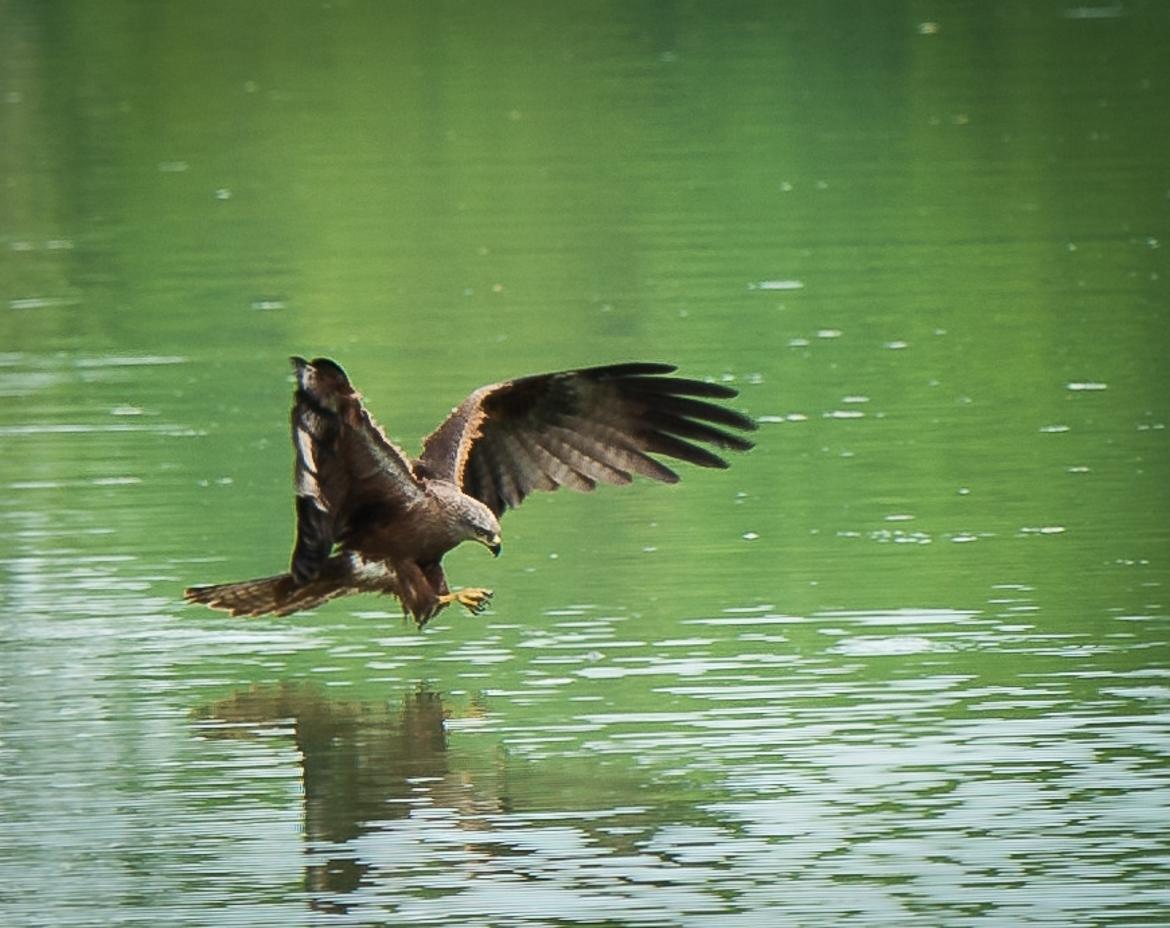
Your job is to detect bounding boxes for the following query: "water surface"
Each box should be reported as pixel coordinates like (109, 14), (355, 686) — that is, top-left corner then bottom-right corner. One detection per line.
(2, 2), (1168, 926)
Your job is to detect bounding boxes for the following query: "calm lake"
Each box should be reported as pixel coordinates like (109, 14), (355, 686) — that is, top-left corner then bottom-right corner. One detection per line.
(2, 2), (1169, 926)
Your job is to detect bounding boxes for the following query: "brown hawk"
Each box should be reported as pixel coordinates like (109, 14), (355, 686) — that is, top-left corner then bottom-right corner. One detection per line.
(184, 357), (756, 626)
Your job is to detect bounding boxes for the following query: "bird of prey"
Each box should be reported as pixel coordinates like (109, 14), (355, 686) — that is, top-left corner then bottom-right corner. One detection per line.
(185, 357), (756, 626)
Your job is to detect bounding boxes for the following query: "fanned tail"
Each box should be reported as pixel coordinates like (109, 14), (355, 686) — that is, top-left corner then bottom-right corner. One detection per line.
(185, 553), (402, 618)
(184, 573), (348, 618)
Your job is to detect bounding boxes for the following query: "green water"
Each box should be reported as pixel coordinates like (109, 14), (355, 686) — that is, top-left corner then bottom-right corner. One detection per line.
(2, 2), (1169, 925)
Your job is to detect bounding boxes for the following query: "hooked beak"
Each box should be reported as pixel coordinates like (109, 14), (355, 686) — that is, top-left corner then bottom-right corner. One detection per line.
(484, 535), (502, 558)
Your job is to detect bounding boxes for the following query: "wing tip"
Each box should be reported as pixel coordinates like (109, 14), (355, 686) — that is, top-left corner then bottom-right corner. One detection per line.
(590, 361), (678, 379)
(290, 354), (348, 376)
(291, 356), (355, 401)
(718, 433), (757, 451)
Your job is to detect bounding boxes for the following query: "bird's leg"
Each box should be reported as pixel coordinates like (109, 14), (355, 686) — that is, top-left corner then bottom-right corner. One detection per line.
(437, 588), (494, 615)
(417, 561), (492, 617)
(398, 561), (442, 625)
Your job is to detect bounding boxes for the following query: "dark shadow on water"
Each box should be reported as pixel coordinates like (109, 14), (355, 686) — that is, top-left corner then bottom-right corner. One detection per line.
(192, 682), (724, 920)
(193, 682), (502, 913)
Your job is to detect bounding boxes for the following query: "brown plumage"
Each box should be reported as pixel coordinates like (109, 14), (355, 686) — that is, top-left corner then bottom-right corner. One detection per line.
(185, 357), (756, 627)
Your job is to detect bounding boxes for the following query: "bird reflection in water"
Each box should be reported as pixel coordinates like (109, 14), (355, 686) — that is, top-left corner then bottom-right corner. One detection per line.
(193, 682), (502, 914)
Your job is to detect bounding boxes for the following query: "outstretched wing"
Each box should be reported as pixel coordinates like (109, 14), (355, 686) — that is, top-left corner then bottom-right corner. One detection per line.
(289, 356), (423, 582)
(417, 362), (756, 517)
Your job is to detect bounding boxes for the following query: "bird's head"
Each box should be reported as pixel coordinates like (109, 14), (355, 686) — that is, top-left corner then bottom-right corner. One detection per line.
(458, 494), (502, 557)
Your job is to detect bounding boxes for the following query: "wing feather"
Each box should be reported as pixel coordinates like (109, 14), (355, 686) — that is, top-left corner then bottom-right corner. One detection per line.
(496, 431), (547, 501)
(541, 427), (633, 486)
(419, 362), (755, 517)
(641, 431), (730, 470)
(522, 437), (590, 492)
(555, 416), (678, 483)
(641, 392), (758, 431)
(288, 357), (423, 581)
(618, 375), (742, 399)
(642, 410), (757, 451)
(473, 436), (523, 512)
(466, 447), (505, 516)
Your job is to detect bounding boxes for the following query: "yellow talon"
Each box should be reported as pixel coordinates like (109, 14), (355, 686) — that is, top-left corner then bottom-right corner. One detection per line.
(438, 588), (494, 615)
(458, 587), (494, 614)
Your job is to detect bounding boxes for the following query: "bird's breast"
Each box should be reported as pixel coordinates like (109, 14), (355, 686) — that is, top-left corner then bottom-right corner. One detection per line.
(344, 496), (460, 564)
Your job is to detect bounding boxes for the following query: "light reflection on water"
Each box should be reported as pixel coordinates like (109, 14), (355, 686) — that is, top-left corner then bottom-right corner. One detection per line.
(9, 543), (1166, 925)
(176, 610), (1170, 928)
(0, 506), (1166, 921)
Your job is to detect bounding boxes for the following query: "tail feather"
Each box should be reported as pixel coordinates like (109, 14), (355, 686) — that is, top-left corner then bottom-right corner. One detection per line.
(184, 573), (348, 618)
(185, 553), (403, 618)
